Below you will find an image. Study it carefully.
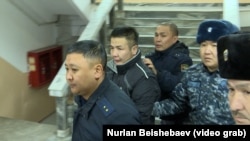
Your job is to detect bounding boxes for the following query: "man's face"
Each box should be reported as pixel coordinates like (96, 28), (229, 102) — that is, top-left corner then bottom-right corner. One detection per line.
(110, 37), (137, 65)
(228, 79), (250, 124)
(154, 25), (177, 52)
(199, 41), (218, 72)
(65, 53), (98, 99)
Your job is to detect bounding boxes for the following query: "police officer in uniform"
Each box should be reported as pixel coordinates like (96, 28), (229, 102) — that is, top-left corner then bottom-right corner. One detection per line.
(65, 40), (141, 141)
(143, 22), (193, 124)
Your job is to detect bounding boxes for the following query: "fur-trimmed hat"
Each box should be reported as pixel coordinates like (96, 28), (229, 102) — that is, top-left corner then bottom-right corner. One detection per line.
(218, 33), (250, 80)
(196, 19), (239, 44)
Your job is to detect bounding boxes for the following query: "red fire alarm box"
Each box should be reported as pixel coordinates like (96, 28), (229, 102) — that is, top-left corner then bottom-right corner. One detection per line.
(27, 45), (63, 88)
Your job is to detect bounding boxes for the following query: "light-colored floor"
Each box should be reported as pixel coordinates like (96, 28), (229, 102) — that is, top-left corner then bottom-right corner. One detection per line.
(0, 116), (57, 141)
(0, 112), (73, 141)
(40, 112), (57, 125)
(0, 112), (68, 141)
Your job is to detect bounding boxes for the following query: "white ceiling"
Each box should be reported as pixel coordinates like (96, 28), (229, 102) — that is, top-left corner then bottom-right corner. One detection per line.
(9, 0), (79, 24)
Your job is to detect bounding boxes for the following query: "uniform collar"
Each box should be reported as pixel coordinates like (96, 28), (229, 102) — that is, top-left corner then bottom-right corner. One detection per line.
(154, 41), (178, 57)
(74, 77), (110, 118)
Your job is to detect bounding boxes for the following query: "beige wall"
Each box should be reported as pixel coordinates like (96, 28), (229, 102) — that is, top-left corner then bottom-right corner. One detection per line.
(0, 57), (55, 122)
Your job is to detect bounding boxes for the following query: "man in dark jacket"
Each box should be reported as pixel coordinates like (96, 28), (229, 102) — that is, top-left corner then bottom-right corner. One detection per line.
(106, 26), (161, 124)
(143, 22), (193, 124)
(65, 40), (141, 141)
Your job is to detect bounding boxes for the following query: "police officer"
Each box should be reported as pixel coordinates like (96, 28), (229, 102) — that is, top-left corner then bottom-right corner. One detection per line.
(217, 32), (250, 125)
(65, 40), (141, 141)
(143, 22), (193, 124)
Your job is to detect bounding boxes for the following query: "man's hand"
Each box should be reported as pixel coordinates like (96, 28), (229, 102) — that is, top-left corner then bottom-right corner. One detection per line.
(143, 58), (157, 75)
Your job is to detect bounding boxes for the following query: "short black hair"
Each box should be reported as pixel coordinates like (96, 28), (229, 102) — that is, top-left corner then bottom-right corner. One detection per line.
(67, 40), (107, 70)
(109, 26), (139, 47)
(159, 22), (179, 36)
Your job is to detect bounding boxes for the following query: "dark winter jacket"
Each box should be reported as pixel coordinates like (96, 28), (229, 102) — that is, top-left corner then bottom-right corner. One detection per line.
(106, 50), (161, 124)
(72, 77), (141, 141)
(145, 41), (193, 100)
(145, 41), (193, 123)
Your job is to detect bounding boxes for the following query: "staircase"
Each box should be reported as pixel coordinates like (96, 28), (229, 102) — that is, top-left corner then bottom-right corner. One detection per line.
(108, 3), (225, 64)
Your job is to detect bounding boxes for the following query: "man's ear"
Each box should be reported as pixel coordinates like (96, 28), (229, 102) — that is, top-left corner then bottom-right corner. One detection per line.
(94, 64), (103, 79)
(131, 45), (138, 55)
(173, 35), (178, 42)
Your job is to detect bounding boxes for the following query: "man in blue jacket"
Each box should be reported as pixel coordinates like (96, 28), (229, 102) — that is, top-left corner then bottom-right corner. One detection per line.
(143, 22), (193, 124)
(65, 40), (141, 141)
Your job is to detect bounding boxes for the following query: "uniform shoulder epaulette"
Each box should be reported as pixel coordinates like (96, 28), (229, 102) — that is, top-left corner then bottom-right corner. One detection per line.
(96, 97), (114, 117)
(174, 52), (186, 58)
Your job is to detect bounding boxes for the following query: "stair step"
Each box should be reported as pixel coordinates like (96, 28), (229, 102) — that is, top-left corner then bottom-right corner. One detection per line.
(122, 3), (223, 12)
(139, 44), (200, 50)
(123, 11), (222, 19)
(135, 26), (198, 36)
(140, 35), (195, 38)
(115, 18), (207, 27)
(138, 35), (198, 47)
